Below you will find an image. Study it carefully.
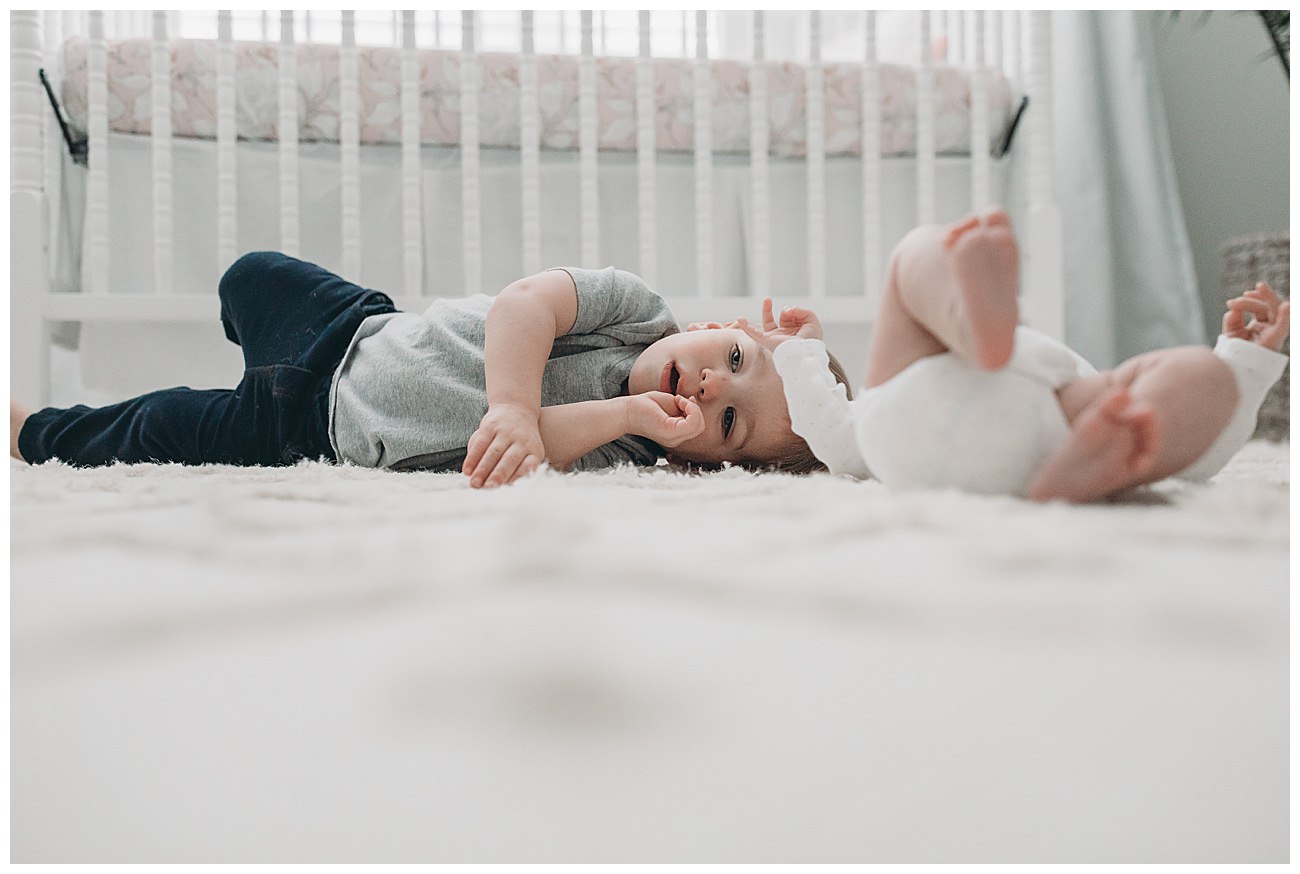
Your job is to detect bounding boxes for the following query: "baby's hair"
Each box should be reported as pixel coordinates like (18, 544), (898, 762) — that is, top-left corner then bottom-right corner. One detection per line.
(747, 348), (853, 476)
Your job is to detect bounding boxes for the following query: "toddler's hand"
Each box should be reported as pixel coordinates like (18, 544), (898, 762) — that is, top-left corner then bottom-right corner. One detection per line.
(1223, 281), (1290, 352)
(463, 403), (546, 488)
(625, 392), (705, 448)
(762, 297), (823, 341)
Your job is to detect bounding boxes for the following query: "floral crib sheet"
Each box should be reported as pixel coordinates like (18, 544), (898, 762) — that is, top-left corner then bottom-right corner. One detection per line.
(61, 37), (1018, 159)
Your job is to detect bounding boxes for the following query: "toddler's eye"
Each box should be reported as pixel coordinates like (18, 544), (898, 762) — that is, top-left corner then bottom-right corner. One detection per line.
(729, 344), (742, 372)
(723, 406), (736, 439)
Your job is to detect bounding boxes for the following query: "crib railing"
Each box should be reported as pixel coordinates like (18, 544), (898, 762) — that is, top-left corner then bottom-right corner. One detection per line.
(10, 10), (1062, 406)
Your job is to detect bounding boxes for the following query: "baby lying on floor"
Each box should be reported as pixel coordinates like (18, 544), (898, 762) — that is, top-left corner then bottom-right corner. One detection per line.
(770, 208), (1289, 501)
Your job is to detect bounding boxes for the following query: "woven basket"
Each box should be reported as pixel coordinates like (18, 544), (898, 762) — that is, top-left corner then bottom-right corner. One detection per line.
(1221, 233), (1289, 441)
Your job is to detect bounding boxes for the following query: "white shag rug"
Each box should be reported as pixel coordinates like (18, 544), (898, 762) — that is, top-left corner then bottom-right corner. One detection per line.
(10, 442), (1291, 863)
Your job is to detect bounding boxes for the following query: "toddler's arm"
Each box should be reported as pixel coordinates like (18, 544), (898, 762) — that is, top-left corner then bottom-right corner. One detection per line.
(537, 394), (704, 471)
(1178, 282), (1289, 482)
(464, 270), (580, 487)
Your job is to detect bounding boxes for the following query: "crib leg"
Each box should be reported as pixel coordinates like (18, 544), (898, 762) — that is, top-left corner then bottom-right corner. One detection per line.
(11, 10), (51, 405)
(10, 192), (51, 406)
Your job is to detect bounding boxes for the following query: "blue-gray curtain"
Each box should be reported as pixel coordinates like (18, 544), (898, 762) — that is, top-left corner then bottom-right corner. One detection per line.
(1054, 11), (1205, 368)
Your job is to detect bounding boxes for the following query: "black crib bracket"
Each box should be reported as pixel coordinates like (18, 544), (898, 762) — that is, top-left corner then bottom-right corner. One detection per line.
(38, 68), (89, 167)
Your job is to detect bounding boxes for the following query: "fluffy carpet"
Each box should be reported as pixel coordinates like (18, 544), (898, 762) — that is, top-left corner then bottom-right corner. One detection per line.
(10, 441), (1290, 862)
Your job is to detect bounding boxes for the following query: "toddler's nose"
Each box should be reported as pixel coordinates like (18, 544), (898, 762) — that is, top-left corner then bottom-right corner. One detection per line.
(697, 369), (728, 401)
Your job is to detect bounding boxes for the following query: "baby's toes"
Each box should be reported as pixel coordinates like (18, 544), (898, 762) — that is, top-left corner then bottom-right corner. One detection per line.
(981, 207), (1012, 229)
(1123, 402), (1160, 474)
(944, 214), (982, 247)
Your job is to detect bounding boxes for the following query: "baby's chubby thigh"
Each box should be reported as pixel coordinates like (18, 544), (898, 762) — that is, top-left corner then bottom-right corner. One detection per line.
(854, 353), (1070, 497)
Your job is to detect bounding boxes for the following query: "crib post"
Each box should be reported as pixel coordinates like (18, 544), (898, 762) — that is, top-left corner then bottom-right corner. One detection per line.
(11, 10), (50, 405)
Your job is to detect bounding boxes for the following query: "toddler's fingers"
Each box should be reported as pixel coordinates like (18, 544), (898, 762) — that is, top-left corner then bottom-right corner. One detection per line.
(682, 399), (705, 436)
(485, 444), (532, 488)
(470, 437), (510, 487)
(462, 429), (489, 476)
(762, 297), (778, 333)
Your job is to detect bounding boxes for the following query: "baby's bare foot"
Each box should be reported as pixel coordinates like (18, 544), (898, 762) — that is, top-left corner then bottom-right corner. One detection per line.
(1027, 387), (1160, 503)
(945, 208), (1019, 369)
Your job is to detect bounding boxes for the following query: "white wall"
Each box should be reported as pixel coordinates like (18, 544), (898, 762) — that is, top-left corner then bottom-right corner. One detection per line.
(1150, 12), (1290, 343)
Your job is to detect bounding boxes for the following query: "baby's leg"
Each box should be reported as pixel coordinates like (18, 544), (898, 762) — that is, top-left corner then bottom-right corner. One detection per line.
(866, 208), (1019, 388)
(1027, 347), (1238, 502)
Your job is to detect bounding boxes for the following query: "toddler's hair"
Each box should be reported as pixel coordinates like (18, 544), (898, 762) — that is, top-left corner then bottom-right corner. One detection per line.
(748, 348), (853, 475)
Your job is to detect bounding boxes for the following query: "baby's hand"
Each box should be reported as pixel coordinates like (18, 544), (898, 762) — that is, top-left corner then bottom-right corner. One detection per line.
(463, 403), (546, 488)
(1223, 281), (1290, 352)
(762, 297), (823, 341)
(624, 392), (705, 448)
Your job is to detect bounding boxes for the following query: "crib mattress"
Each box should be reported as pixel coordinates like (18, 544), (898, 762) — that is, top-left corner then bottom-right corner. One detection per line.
(59, 37), (1018, 158)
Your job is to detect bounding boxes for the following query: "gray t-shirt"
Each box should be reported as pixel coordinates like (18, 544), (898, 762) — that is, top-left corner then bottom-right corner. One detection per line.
(328, 266), (679, 472)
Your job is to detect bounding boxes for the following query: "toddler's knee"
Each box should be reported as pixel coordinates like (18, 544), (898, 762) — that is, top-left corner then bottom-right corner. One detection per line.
(219, 251), (289, 302)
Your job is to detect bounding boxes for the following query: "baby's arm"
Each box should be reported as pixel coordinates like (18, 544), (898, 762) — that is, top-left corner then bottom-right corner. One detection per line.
(773, 339), (870, 478)
(463, 270), (580, 487)
(762, 300), (869, 478)
(1178, 282), (1289, 482)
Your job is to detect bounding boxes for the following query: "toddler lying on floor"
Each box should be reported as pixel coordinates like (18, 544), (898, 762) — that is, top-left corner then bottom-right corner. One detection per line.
(770, 208), (1289, 501)
(11, 253), (849, 482)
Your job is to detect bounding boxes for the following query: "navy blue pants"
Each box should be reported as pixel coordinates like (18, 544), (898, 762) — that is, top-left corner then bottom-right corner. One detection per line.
(19, 252), (396, 467)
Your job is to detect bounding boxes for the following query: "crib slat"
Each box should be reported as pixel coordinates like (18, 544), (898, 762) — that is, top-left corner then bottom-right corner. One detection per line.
(693, 11), (713, 298)
(520, 11), (541, 275)
(401, 11), (421, 296)
(579, 11), (598, 267)
(151, 12), (174, 294)
(86, 10), (109, 294)
(916, 11), (936, 224)
(1007, 12), (1022, 88)
(806, 11), (825, 300)
(1027, 13), (1054, 211)
(12, 11), (44, 203)
(217, 11), (238, 270)
(41, 11), (63, 282)
(861, 11), (882, 316)
(278, 11), (299, 256)
(749, 11), (770, 298)
(12, 10), (50, 404)
(970, 10), (991, 209)
(461, 11), (482, 296)
(989, 11), (1003, 84)
(1024, 11), (1063, 340)
(636, 11), (656, 288)
(340, 11), (361, 279)
(950, 10), (964, 66)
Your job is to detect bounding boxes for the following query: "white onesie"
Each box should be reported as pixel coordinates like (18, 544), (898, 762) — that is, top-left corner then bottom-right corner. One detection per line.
(773, 327), (1288, 497)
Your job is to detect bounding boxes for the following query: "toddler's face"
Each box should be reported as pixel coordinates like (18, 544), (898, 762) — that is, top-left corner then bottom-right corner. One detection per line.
(629, 323), (796, 465)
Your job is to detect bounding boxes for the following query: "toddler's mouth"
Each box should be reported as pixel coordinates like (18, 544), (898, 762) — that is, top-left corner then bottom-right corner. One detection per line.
(660, 362), (680, 395)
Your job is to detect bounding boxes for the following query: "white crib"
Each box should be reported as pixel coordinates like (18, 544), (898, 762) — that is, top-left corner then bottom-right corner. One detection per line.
(10, 10), (1061, 407)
